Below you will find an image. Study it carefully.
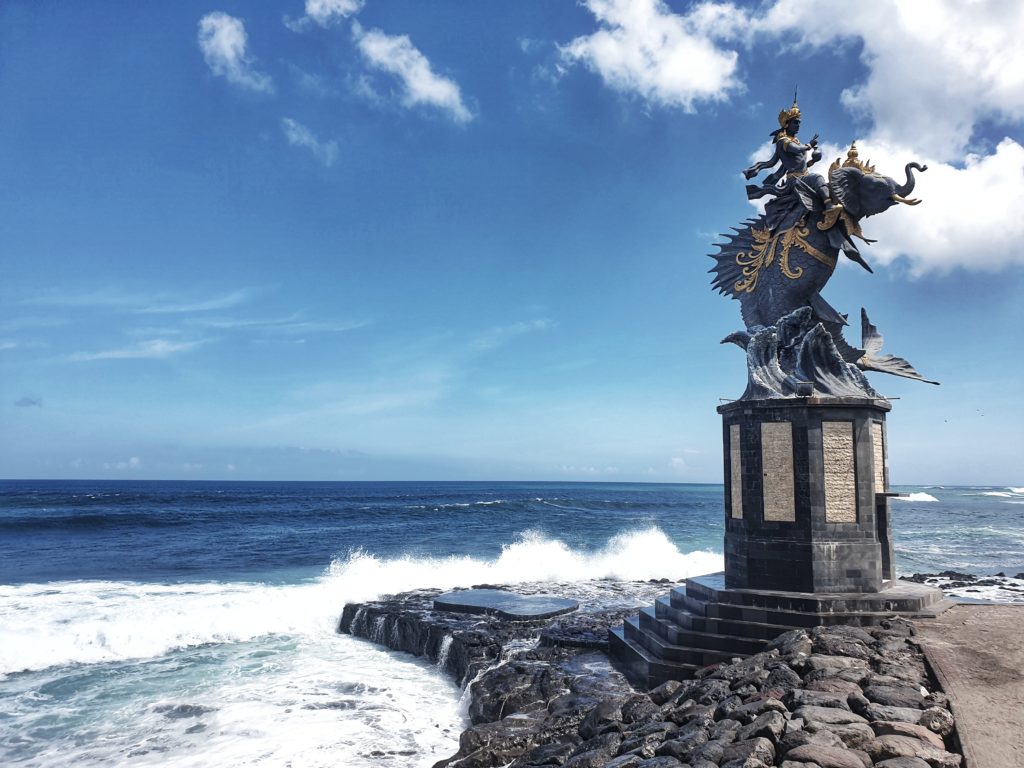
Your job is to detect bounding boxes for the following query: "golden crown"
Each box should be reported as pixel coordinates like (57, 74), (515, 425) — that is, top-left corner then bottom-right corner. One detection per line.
(777, 100), (801, 129)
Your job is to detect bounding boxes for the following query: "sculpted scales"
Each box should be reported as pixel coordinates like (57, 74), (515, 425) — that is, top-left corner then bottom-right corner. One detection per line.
(709, 98), (937, 399)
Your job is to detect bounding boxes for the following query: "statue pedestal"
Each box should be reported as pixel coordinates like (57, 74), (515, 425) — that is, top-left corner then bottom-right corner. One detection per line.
(610, 395), (952, 689)
(718, 396), (895, 593)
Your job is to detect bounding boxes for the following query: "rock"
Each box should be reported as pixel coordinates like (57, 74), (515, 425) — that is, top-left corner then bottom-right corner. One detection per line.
(713, 694), (744, 720)
(779, 726), (847, 752)
(509, 741), (575, 767)
(923, 691), (950, 710)
(785, 689), (850, 711)
(605, 755), (643, 768)
(579, 699), (625, 739)
(766, 629), (813, 657)
(617, 731), (667, 760)
(803, 667), (869, 686)
(721, 759), (770, 768)
(731, 697), (788, 724)
(805, 678), (862, 696)
(566, 732), (623, 766)
(736, 710), (787, 743)
(856, 703), (926, 724)
(784, 744), (866, 768)
(811, 631), (874, 661)
(803, 721), (876, 750)
(709, 717), (742, 741)
(870, 721), (945, 750)
(635, 758), (685, 768)
(653, 721), (709, 760)
(802, 655), (870, 675)
(794, 706), (868, 726)
(622, 694), (660, 725)
(687, 738), (727, 764)
(865, 735), (962, 767)
(720, 736), (776, 765)
(448, 715), (544, 768)
(469, 662), (561, 723)
(873, 758), (932, 768)
(648, 680), (682, 706)
(918, 706), (955, 737)
(678, 677), (732, 705)
(664, 701), (716, 729)
(863, 684), (925, 710)
(765, 663), (803, 691)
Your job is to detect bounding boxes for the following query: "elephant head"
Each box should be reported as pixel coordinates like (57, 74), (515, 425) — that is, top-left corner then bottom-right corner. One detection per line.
(828, 144), (927, 219)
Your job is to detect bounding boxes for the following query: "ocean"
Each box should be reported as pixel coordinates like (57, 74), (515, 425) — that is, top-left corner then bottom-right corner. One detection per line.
(1, 480), (1022, 767)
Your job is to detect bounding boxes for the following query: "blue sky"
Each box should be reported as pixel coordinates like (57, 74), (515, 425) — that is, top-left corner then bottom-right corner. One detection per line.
(2, 0), (1022, 483)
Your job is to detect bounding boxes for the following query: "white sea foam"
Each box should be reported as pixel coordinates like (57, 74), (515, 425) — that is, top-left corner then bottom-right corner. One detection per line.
(0, 527), (719, 676)
(1009, 487), (1024, 494)
(894, 492), (939, 502)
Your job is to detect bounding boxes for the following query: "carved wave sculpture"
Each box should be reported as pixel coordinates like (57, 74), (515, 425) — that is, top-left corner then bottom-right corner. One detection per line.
(724, 307), (880, 400)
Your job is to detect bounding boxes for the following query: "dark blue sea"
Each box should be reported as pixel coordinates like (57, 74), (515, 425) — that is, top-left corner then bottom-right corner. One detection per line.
(1, 480), (1022, 766)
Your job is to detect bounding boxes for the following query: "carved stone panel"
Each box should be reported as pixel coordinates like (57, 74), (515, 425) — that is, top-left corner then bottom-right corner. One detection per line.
(823, 421), (857, 523)
(760, 421), (795, 522)
(730, 424), (743, 519)
(871, 421), (886, 493)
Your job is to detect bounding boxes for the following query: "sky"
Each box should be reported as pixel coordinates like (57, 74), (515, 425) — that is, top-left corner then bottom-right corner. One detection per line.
(1, 0), (1022, 484)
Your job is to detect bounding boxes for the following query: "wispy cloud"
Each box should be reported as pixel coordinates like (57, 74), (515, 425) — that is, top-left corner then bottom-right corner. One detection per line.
(14, 396), (42, 408)
(69, 339), (205, 362)
(353, 22), (474, 123)
(139, 289), (255, 314)
(198, 12), (274, 93)
(281, 118), (339, 167)
(104, 456), (142, 471)
(21, 287), (255, 314)
(472, 319), (552, 351)
(187, 313), (368, 335)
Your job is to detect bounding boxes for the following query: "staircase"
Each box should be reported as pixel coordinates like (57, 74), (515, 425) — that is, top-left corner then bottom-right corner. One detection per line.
(610, 572), (955, 689)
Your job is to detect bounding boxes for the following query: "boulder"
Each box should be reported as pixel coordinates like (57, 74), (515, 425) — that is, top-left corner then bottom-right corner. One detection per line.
(578, 699), (625, 739)
(647, 680), (682, 706)
(804, 678), (862, 696)
(802, 721), (875, 750)
(785, 689), (850, 711)
(873, 758), (932, 768)
(865, 735), (962, 768)
(918, 706), (955, 737)
(635, 757), (685, 768)
(720, 736), (776, 765)
(736, 710), (787, 743)
(794, 706), (868, 725)
(870, 720), (945, 750)
(863, 684), (925, 710)
(784, 744), (865, 768)
(766, 629), (813, 658)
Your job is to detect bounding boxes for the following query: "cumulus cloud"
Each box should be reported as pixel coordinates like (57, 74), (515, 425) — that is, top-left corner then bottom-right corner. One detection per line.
(559, 0), (747, 111)
(198, 12), (273, 93)
(104, 456), (142, 471)
(305, 0), (363, 26)
(281, 117), (339, 166)
(756, 0), (1024, 163)
(353, 22), (473, 123)
(70, 339), (204, 362)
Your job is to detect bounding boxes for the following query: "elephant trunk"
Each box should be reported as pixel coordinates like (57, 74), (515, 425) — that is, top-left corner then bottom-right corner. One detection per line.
(893, 161), (927, 201)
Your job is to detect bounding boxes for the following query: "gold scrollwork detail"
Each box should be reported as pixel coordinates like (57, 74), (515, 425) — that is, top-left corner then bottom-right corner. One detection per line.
(733, 223), (835, 294)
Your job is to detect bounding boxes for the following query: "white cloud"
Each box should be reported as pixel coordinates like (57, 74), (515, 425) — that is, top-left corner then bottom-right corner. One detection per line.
(559, 0), (747, 111)
(198, 12), (273, 93)
(70, 339), (204, 362)
(756, 0), (1024, 163)
(305, 0), (363, 27)
(104, 456), (142, 471)
(472, 319), (553, 351)
(353, 22), (473, 123)
(838, 137), (1024, 275)
(281, 117), (339, 166)
(140, 289), (254, 314)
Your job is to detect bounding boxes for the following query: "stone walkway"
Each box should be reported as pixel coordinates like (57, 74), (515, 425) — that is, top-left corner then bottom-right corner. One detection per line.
(915, 604), (1024, 768)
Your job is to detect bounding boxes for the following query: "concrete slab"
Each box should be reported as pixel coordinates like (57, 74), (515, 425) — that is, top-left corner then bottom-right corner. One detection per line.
(915, 604), (1024, 768)
(433, 589), (578, 621)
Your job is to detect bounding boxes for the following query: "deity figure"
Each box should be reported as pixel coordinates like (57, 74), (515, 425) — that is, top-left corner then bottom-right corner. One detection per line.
(708, 97), (935, 399)
(742, 99), (837, 235)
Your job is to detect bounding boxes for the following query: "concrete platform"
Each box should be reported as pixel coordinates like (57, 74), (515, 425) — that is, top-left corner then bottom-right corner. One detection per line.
(915, 604), (1024, 768)
(433, 589), (578, 621)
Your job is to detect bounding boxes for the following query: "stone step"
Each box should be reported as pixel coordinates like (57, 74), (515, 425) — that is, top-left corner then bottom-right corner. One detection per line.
(638, 607), (768, 656)
(609, 627), (698, 690)
(623, 616), (741, 667)
(654, 597), (799, 641)
(680, 574), (947, 615)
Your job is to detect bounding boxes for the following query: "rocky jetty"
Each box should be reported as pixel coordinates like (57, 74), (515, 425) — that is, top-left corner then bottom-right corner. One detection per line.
(339, 580), (963, 768)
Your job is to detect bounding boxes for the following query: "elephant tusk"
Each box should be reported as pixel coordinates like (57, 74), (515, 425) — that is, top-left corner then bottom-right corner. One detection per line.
(892, 194), (922, 205)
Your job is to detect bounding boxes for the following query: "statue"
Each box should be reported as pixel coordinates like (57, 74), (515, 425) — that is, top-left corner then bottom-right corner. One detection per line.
(710, 97), (937, 400)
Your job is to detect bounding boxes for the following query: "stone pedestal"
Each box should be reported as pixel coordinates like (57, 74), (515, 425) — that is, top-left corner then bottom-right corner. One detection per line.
(718, 396), (894, 593)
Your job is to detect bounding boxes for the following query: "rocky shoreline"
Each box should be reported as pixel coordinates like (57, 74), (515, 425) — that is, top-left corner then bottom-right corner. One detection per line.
(339, 579), (965, 768)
